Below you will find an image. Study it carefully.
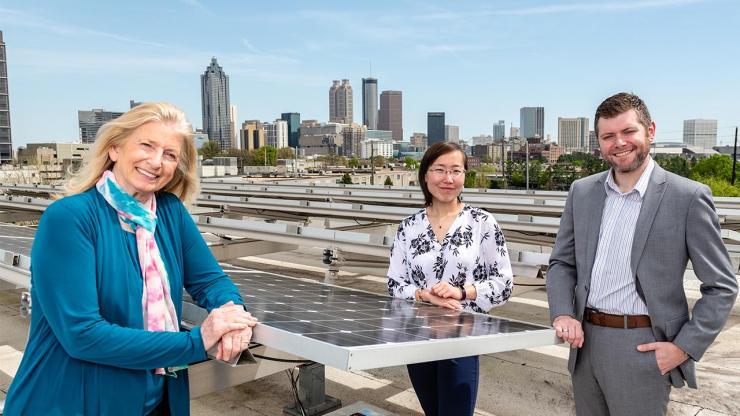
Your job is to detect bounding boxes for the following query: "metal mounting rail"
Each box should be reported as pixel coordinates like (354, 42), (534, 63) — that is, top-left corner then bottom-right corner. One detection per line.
(196, 194), (562, 235)
(194, 215), (392, 258)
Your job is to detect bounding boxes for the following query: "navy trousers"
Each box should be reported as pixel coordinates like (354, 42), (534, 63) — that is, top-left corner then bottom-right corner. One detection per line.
(407, 356), (480, 416)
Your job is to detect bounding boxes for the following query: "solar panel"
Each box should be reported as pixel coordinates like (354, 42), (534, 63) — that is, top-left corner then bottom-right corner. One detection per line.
(183, 269), (558, 371)
(0, 223), (558, 371)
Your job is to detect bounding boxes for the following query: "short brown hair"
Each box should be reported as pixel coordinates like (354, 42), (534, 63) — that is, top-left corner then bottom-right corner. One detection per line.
(418, 141), (467, 206)
(594, 92), (652, 137)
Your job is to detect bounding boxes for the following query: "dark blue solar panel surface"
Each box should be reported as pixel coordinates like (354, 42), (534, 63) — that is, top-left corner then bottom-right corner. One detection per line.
(197, 270), (548, 348)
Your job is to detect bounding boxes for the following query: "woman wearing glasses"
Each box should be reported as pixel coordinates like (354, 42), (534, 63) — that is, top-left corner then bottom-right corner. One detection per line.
(387, 141), (513, 416)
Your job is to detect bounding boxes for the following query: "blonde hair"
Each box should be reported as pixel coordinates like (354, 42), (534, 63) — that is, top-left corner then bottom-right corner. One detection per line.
(64, 102), (199, 204)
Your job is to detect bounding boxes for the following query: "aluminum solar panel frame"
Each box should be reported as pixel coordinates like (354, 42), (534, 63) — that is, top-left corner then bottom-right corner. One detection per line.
(185, 270), (559, 372)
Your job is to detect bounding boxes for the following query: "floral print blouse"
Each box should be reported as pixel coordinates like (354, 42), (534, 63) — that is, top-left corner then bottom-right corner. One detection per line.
(387, 205), (513, 313)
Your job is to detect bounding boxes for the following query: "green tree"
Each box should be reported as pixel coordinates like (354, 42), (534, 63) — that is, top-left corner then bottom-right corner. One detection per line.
(319, 153), (345, 166)
(277, 147), (295, 159)
(371, 155), (385, 167)
(691, 175), (740, 197)
(250, 146), (278, 166)
(384, 176), (393, 186)
(464, 170), (491, 189)
(481, 154), (493, 164)
(656, 155), (692, 178)
(198, 140), (222, 160)
(581, 154), (609, 177)
(347, 156), (360, 168)
(690, 155), (732, 182)
(340, 173), (353, 184)
(404, 157), (419, 170)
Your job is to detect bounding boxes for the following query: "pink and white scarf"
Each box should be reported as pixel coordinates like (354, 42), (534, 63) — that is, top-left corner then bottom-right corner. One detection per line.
(96, 170), (180, 375)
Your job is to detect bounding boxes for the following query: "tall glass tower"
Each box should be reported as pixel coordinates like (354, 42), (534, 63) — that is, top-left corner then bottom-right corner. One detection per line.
(201, 57), (232, 150)
(362, 77), (378, 130)
(0, 31), (12, 163)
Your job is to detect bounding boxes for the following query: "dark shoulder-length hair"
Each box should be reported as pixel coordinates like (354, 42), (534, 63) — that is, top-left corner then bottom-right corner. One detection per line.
(418, 141), (467, 206)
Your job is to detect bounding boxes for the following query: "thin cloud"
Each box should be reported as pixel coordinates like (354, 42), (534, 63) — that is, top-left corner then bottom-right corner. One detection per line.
(241, 38), (262, 54)
(415, 0), (706, 20)
(0, 7), (166, 47)
(417, 44), (499, 54)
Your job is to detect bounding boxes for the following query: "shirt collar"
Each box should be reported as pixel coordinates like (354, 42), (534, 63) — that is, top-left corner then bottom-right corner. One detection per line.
(604, 156), (655, 198)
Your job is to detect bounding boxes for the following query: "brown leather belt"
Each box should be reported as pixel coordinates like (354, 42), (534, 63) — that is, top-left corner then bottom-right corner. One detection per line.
(585, 308), (651, 329)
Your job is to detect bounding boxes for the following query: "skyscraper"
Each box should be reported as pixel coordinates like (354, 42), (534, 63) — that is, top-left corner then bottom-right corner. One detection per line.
(493, 120), (505, 140)
(329, 79), (353, 124)
(520, 107), (544, 140)
(378, 90), (403, 141)
(557, 117), (589, 151)
(683, 119), (718, 149)
(240, 120), (264, 151)
(201, 57), (232, 150)
(445, 125), (460, 143)
(264, 119), (289, 148)
(589, 130), (598, 152)
(78, 109), (124, 143)
(281, 112), (301, 148)
(427, 112), (445, 145)
(362, 77), (378, 130)
(342, 123), (367, 157)
(0, 31), (12, 162)
(229, 104), (238, 149)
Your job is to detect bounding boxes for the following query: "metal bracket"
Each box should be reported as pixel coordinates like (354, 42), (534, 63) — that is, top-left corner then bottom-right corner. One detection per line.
(20, 291), (31, 317)
(322, 247), (344, 281)
(283, 363), (341, 416)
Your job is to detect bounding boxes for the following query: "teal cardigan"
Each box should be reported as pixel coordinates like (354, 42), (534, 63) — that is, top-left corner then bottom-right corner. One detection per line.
(5, 188), (243, 415)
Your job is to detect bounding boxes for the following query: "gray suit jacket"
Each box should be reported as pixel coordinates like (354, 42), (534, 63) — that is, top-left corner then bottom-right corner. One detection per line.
(547, 164), (738, 388)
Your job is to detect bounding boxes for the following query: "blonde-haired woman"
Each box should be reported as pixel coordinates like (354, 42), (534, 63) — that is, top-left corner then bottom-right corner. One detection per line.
(5, 103), (257, 415)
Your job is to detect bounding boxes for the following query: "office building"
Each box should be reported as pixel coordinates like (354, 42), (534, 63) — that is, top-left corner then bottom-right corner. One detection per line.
(264, 119), (289, 149)
(427, 112), (445, 145)
(281, 112), (301, 148)
(471, 135), (493, 146)
(129, 100), (142, 109)
(520, 107), (544, 140)
(510, 126), (520, 138)
(557, 117), (589, 151)
(0, 31), (10, 162)
(683, 119), (718, 149)
(360, 138), (394, 159)
(194, 130), (209, 149)
(493, 120), (505, 140)
(410, 132), (427, 150)
(329, 79), (353, 124)
(79, 109), (124, 143)
(362, 77), (378, 130)
(342, 123), (367, 157)
(589, 130), (597, 152)
(299, 120), (344, 156)
(229, 104), (238, 149)
(201, 57), (232, 150)
(240, 120), (265, 151)
(378, 90), (403, 141)
(445, 125), (460, 143)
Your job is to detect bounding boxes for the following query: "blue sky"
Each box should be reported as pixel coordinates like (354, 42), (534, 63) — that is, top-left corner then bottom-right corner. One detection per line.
(2, 0), (739, 148)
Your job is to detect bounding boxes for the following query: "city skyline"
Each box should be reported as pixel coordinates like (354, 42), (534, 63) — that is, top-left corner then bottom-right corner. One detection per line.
(1, 0), (739, 149)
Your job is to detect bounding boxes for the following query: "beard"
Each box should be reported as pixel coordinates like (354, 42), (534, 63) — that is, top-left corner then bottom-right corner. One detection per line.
(606, 146), (650, 173)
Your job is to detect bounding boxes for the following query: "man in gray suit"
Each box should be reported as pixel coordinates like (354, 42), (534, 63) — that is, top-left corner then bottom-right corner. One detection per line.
(547, 92), (738, 415)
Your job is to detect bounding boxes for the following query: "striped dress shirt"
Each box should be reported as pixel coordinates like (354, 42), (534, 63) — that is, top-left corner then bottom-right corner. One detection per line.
(586, 158), (655, 315)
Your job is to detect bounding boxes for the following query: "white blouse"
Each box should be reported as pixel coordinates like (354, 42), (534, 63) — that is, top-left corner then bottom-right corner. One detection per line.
(387, 205), (513, 313)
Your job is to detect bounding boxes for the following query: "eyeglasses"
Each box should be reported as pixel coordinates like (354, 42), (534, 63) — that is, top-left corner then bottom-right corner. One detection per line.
(428, 168), (465, 178)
